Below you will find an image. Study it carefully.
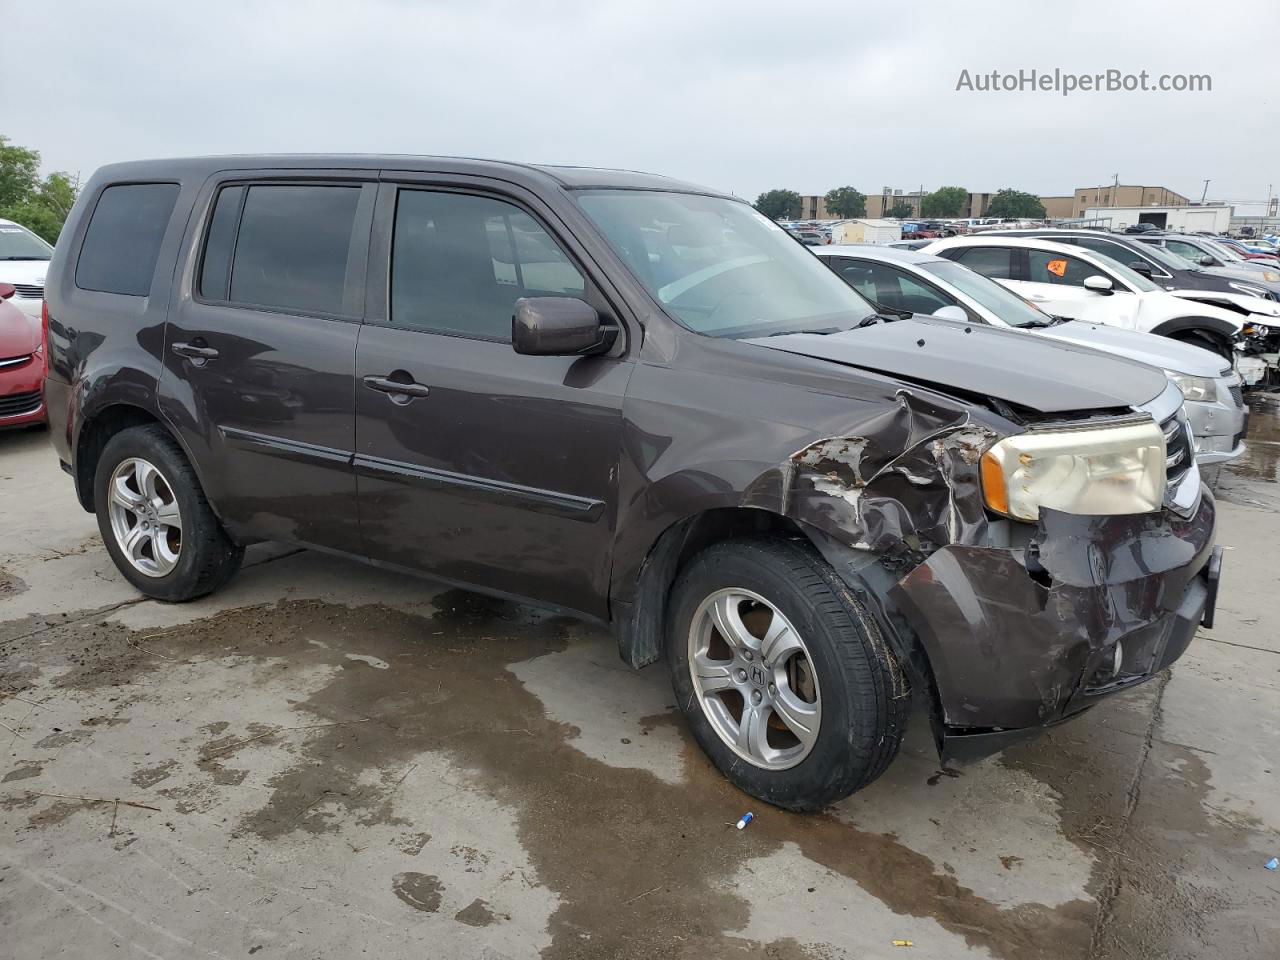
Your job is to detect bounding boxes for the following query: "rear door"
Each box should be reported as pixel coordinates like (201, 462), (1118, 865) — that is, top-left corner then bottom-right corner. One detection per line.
(161, 173), (376, 552)
(353, 177), (633, 616)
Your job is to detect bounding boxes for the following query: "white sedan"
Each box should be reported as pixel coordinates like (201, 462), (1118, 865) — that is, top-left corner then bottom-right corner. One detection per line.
(923, 235), (1244, 361)
(0, 218), (53, 320)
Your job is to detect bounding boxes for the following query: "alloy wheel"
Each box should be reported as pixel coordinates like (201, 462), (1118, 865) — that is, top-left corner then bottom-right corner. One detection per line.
(106, 457), (183, 578)
(687, 588), (821, 770)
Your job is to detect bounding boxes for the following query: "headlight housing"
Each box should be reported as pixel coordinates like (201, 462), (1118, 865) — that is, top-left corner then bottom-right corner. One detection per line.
(1164, 370), (1217, 402)
(1229, 281), (1269, 298)
(980, 421), (1166, 521)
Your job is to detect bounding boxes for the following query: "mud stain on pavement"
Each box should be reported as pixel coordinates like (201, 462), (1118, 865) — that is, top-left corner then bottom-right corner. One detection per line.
(131, 759), (178, 788)
(52, 593), (1096, 960)
(0, 567), (27, 598)
(454, 897), (500, 927)
(3, 761), (42, 782)
(392, 871), (444, 913)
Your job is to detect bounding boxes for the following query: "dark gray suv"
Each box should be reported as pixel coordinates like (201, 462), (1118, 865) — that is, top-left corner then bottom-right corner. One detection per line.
(43, 156), (1221, 810)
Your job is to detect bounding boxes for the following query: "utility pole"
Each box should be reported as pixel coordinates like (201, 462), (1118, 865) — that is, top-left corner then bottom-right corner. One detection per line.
(1200, 179), (1211, 203)
(1112, 173), (1119, 206)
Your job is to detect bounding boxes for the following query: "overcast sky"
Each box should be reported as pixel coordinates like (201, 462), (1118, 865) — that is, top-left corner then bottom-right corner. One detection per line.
(5, 0), (1277, 211)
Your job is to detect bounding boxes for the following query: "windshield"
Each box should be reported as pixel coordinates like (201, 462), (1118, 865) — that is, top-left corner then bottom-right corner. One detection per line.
(1087, 253), (1158, 291)
(1141, 242), (1198, 272)
(920, 260), (1052, 327)
(575, 190), (876, 338)
(1201, 239), (1240, 262)
(0, 223), (53, 260)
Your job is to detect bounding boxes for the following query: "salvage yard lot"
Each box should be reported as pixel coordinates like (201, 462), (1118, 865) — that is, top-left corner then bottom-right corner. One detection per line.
(2, 408), (1278, 960)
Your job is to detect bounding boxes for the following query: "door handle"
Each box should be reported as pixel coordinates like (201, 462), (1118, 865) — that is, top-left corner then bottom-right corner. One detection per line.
(172, 341), (220, 362)
(363, 374), (431, 399)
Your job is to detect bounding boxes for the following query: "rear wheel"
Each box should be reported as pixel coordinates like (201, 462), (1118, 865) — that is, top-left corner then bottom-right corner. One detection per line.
(667, 537), (908, 811)
(94, 425), (243, 601)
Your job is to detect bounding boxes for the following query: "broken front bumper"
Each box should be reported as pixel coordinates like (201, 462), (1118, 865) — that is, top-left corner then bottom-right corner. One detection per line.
(889, 492), (1219, 763)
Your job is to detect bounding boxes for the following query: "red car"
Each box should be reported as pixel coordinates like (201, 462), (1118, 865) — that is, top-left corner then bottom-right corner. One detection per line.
(0, 283), (46, 429)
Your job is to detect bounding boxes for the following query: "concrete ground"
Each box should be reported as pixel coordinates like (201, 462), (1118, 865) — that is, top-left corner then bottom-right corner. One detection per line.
(2, 403), (1278, 960)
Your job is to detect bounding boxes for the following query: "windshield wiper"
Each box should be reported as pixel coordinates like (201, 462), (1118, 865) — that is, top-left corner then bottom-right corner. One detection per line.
(0, 256), (51, 261)
(765, 327), (840, 337)
(1022, 315), (1071, 328)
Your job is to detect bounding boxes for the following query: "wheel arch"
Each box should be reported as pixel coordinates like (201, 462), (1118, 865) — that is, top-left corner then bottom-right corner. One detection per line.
(613, 506), (945, 751)
(73, 403), (209, 515)
(1147, 314), (1239, 360)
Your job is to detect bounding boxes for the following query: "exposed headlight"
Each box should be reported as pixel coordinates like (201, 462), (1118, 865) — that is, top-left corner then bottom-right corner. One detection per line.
(1164, 370), (1217, 402)
(1264, 272), (1280, 282)
(980, 421), (1166, 521)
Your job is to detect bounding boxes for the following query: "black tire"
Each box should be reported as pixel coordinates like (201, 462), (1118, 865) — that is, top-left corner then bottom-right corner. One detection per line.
(94, 424), (244, 601)
(667, 537), (908, 811)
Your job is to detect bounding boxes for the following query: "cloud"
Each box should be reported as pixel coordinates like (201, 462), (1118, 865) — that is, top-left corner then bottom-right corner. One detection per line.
(4, 0), (1274, 208)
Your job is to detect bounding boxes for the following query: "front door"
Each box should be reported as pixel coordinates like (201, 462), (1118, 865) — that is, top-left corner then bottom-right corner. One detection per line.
(354, 182), (632, 617)
(162, 176), (376, 552)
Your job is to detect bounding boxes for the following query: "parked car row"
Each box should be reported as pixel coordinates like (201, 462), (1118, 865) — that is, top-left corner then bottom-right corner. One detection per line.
(814, 243), (1248, 467)
(0, 219), (53, 431)
(37, 156), (1225, 812)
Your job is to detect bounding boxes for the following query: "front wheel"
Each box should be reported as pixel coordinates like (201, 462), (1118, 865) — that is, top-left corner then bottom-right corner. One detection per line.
(94, 425), (244, 602)
(667, 538), (908, 811)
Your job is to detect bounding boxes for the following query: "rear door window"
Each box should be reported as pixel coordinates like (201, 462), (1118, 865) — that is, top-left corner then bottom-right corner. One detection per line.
(75, 183), (180, 296)
(951, 246), (1014, 279)
(216, 184), (364, 316)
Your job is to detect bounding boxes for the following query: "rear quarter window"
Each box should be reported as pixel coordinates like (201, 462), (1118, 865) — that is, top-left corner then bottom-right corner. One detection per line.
(75, 183), (180, 296)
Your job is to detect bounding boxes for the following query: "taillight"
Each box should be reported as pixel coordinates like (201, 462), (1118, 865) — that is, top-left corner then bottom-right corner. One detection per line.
(40, 300), (50, 356)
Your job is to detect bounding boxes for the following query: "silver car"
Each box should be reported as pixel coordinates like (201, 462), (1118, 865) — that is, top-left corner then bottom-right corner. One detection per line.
(815, 244), (1247, 468)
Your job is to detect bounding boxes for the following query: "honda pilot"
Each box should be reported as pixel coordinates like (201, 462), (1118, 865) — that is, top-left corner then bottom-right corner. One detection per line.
(43, 156), (1221, 810)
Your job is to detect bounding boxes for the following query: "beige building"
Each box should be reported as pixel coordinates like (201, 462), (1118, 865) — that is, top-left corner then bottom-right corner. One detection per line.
(796, 195), (840, 220)
(865, 189), (997, 220)
(1069, 185), (1188, 218)
(1039, 195), (1075, 218)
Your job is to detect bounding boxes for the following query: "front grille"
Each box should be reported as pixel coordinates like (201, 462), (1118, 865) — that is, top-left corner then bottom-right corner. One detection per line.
(1162, 413), (1193, 485)
(1228, 382), (1244, 407)
(12, 283), (43, 299)
(0, 389), (42, 418)
(0, 354), (32, 370)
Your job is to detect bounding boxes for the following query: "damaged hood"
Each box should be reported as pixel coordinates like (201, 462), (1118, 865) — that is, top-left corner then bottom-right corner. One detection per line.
(1035, 320), (1227, 378)
(1169, 288), (1280, 321)
(747, 316), (1168, 413)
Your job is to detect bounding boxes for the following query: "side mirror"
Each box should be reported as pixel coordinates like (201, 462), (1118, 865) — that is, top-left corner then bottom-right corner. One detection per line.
(0, 283), (14, 300)
(1083, 275), (1114, 294)
(512, 297), (617, 356)
(1128, 260), (1153, 278)
(1199, 255), (1215, 267)
(931, 305), (969, 322)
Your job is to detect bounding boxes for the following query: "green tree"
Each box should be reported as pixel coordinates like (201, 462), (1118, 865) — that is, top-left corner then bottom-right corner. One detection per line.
(823, 186), (866, 218)
(0, 135), (41, 211)
(0, 135), (79, 243)
(985, 188), (1047, 220)
(885, 200), (914, 219)
(754, 189), (801, 221)
(920, 186), (969, 218)
(9, 172), (79, 244)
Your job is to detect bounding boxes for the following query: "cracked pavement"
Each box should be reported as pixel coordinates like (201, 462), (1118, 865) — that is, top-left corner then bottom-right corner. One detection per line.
(2, 403), (1278, 959)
